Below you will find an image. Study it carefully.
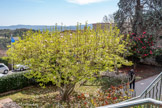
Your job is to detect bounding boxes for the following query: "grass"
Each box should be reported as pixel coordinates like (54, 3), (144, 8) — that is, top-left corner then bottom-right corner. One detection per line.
(0, 86), (59, 107)
(0, 76), (127, 108)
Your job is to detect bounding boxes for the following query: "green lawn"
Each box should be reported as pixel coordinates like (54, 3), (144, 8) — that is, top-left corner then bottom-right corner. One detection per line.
(0, 76), (126, 108)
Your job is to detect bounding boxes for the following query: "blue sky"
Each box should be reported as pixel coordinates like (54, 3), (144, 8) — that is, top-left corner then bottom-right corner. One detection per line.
(0, 0), (119, 26)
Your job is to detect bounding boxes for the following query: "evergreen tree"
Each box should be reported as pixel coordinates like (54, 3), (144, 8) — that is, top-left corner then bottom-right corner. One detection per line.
(114, 0), (162, 38)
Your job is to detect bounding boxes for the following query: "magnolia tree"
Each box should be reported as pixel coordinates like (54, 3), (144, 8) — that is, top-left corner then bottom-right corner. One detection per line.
(7, 24), (132, 101)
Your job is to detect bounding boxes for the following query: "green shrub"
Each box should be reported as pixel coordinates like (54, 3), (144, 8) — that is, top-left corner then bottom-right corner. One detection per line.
(0, 57), (9, 66)
(0, 72), (36, 93)
(0, 38), (10, 50)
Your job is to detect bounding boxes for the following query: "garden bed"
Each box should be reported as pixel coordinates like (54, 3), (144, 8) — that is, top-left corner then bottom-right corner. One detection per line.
(0, 64), (161, 107)
(0, 76), (130, 107)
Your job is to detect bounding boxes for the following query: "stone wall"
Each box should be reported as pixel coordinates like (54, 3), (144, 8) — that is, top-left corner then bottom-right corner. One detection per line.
(156, 30), (162, 47)
(0, 98), (21, 108)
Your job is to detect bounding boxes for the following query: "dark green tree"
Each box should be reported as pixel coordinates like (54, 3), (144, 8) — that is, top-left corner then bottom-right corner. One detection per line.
(114, 0), (162, 37)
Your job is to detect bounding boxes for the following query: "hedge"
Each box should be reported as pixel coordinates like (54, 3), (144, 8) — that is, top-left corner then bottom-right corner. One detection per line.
(0, 72), (36, 93)
(0, 57), (9, 66)
(156, 55), (162, 65)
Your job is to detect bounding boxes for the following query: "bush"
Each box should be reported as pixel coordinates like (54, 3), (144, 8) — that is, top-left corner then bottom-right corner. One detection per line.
(0, 38), (10, 50)
(130, 32), (155, 59)
(43, 84), (134, 107)
(73, 85), (133, 107)
(0, 72), (36, 93)
(95, 76), (128, 90)
(156, 55), (162, 65)
(0, 57), (9, 66)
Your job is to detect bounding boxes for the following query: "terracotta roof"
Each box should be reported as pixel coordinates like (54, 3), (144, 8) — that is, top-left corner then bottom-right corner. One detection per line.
(13, 37), (19, 40)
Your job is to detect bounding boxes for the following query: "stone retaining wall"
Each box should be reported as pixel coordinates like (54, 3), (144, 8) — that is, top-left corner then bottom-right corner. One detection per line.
(0, 98), (21, 108)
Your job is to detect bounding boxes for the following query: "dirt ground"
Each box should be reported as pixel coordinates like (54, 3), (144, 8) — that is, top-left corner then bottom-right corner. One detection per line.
(119, 63), (162, 81)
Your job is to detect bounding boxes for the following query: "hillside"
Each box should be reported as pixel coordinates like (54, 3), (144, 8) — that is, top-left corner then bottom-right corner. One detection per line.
(0, 28), (38, 51)
(0, 24), (93, 31)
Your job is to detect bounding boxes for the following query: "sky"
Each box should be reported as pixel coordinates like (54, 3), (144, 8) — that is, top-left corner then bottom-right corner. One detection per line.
(0, 0), (119, 26)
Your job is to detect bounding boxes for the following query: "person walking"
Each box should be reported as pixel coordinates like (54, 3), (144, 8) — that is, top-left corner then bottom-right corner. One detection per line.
(128, 69), (135, 89)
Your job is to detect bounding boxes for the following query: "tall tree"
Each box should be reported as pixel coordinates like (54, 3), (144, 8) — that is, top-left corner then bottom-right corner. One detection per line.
(7, 24), (132, 101)
(102, 14), (115, 23)
(114, 0), (162, 37)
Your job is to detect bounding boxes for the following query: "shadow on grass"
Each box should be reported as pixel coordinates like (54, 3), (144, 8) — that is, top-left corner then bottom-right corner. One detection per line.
(2, 77), (127, 108)
(83, 76), (127, 91)
(19, 85), (58, 95)
(13, 85), (59, 108)
(14, 86), (81, 108)
(15, 93), (58, 108)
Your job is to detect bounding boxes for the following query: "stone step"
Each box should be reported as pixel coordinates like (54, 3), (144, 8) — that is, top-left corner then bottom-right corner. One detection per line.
(0, 98), (21, 108)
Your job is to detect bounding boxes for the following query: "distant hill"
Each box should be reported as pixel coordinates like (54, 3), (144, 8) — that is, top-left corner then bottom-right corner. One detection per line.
(0, 24), (93, 50)
(0, 24), (93, 31)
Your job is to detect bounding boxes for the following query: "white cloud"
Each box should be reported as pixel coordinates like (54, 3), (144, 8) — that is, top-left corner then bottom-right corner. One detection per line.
(66, 0), (107, 5)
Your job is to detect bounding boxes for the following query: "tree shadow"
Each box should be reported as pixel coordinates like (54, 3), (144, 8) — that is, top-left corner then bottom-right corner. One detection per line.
(19, 85), (58, 95)
(14, 92), (59, 108)
(82, 76), (127, 92)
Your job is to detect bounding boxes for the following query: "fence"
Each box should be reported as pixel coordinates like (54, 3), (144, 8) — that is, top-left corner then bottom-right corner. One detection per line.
(98, 98), (162, 108)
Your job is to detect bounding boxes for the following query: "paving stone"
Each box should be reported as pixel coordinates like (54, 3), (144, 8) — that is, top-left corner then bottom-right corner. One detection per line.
(0, 98), (21, 108)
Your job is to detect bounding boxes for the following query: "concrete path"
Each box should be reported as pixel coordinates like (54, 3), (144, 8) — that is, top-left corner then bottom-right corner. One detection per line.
(135, 74), (159, 96)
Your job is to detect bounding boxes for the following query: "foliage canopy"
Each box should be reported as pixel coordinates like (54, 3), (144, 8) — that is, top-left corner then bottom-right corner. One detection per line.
(114, 0), (162, 36)
(7, 24), (132, 100)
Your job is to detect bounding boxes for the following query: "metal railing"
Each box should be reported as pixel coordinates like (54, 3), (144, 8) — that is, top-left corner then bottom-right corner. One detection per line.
(126, 72), (162, 101)
(98, 98), (162, 108)
(98, 72), (162, 108)
(141, 72), (162, 100)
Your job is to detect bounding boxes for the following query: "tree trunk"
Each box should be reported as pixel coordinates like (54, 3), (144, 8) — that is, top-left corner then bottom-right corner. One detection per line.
(61, 91), (70, 102)
(133, 0), (143, 35)
(60, 84), (75, 102)
(115, 64), (119, 75)
(134, 62), (137, 69)
(114, 57), (119, 74)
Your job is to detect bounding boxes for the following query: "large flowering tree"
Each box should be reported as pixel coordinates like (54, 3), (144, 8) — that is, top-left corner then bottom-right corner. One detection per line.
(7, 24), (133, 101)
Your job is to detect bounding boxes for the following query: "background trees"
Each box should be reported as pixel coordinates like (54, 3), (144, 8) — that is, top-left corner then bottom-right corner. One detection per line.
(0, 29), (38, 50)
(102, 14), (115, 23)
(7, 25), (132, 101)
(114, 0), (162, 37)
(111, 0), (162, 68)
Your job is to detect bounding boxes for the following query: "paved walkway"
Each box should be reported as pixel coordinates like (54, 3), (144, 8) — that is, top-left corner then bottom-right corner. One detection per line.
(135, 74), (159, 96)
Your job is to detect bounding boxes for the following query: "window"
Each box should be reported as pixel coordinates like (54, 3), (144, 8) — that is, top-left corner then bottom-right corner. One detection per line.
(0, 65), (4, 68)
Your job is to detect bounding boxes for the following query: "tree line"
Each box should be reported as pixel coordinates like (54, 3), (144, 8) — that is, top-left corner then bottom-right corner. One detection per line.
(0, 29), (37, 50)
